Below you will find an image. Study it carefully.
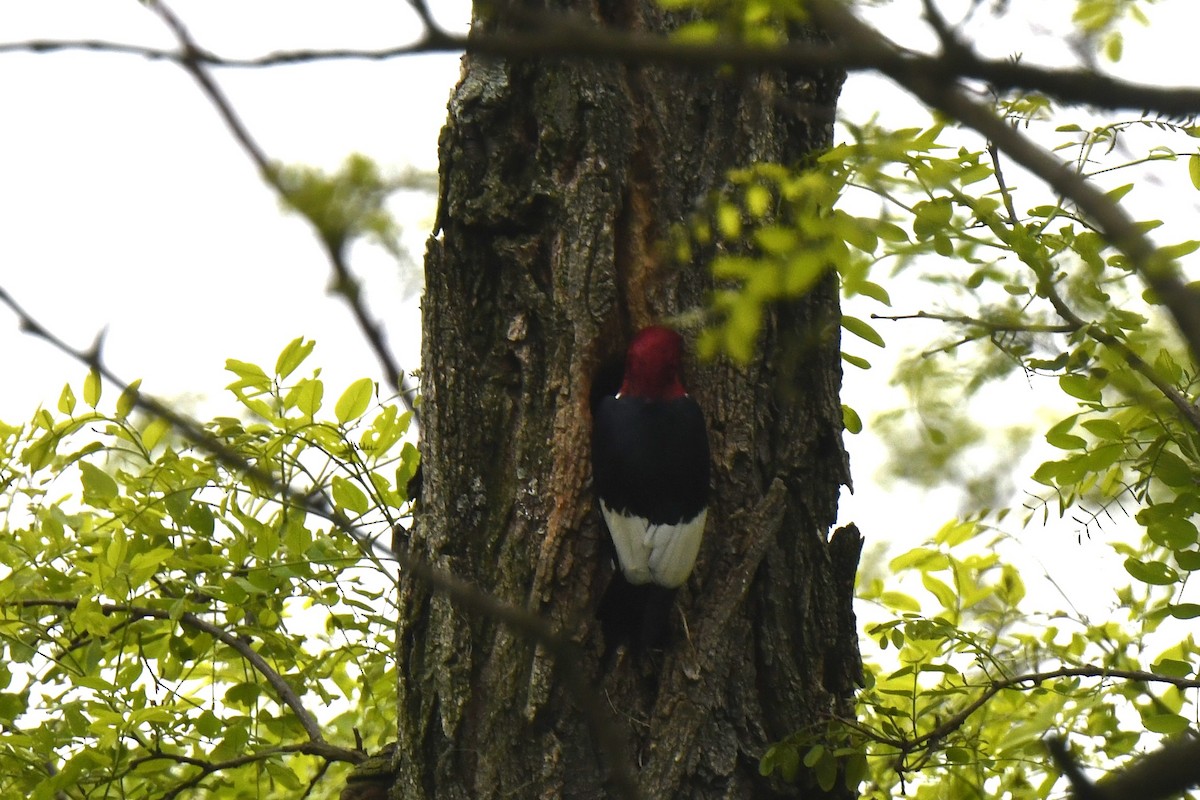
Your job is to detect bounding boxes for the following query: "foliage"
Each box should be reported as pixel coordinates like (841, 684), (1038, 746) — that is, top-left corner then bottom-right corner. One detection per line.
(764, 91), (1200, 800)
(0, 338), (417, 798)
(275, 154), (433, 264)
(656, 0), (1200, 796)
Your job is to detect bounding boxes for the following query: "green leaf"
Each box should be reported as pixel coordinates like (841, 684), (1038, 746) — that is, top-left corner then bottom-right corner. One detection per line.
(117, 378), (142, 419)
(1105, 183), (1134, 202)
(716, 202), (741, 239)
(921, 572), (957, 609)
(842, 316), (886, 348)
(1189, 152), (1200, 190)
(744, 183), (772, 218)
(275, 337), (316, 379)
(1159, 240), (1200, 260)
(332, 476), (370, 516)
(835, 211), (878, 253)
(225, 359), (271, 389)
(841, 352), (871, 370)
(1060, 374), (1101, 403)
(285, 377), (324, 419)
(673, 18), (721, 43)
(143, 417), (172, 451)
(1142, 712), (1189, 734)
(755, 226), (797, 254)
(814, 747), (837, 791)
(890, 547), (949, 572)
(79, 462), (118, 505)
(1124, 557), (1180, 586)
(1147, 517), (1198, 550)
(1152, 658), (1194, 677)
(935, 519), (978, 546)
(1175, 550), (1200, 571)
(1152, 449), (1192, 488)
(912, 197), (953, 240)
(57, 383), (76, 415)
(1045, 417), (1086, 450)
(1103, 33), (1122, 62)
(1155, 349), (1183, 383)
(335, 378), (375, 424)
(1168, 603), (1200, 620)
(83, 370), (102, 408)
(842, 404), (862, 434)
(1080, 418), (1122, 440)
(855, 280), (892, 305)
(945, 747), (972, 764)
(880, 591), (921, 613)
(874, 220), (909, 242)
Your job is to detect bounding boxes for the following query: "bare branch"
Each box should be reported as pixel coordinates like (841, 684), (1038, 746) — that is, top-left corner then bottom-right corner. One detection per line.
(1048, 732), (1200, 800)
(1089, 734), (1200, 800)
(8, 13), (1200, 118)
(0, 37), (442, 65)
(1047, 736), (1105, 800)
(872, 310), (1076, 334)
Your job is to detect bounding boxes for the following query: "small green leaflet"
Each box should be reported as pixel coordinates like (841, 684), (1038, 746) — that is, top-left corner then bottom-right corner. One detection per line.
(335, 378), (375, 424)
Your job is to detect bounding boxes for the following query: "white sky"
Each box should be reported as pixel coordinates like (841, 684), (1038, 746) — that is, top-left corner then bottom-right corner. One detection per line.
(2, 1), (1198, 624)
(0, 0), (470, 417)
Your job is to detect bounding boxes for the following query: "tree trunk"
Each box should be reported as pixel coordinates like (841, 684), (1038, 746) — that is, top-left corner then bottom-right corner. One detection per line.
(394, 5), (861, 798)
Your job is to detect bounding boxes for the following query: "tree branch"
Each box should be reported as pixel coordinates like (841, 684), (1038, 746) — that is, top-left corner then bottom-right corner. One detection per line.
(853, 664), (1200, 756)
(7, 11), (1200, 118)
(872, 310), (1076, 334)
(132, 741), (338, 800)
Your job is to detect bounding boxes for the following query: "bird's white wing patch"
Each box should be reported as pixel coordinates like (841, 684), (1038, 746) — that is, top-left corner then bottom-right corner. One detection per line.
(644, 509), (706, 588)
(600, 503), (654, 584)
(601, 502), (706, 588)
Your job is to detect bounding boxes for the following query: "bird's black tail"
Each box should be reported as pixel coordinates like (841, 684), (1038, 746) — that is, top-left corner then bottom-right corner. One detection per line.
(597, 571), (676, 670)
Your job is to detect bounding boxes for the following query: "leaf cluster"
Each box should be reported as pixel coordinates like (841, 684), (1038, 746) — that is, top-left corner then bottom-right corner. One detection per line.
(658, 0), (1200, 795)
(0, 338), (417, 798)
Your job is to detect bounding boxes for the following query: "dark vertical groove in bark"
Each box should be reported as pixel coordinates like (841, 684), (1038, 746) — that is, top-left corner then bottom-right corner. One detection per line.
(397, 4), (860, 798)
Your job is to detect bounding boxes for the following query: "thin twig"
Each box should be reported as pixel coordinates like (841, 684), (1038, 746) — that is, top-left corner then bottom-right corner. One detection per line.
(148, 1), (421, 424)
(853, 664), (1200, 754)
(873, 310), (1076, 334)
(987, 142), (1021, 225)
(405, 0), (446, 40)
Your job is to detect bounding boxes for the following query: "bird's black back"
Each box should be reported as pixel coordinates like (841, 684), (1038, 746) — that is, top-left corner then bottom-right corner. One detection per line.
(591, 395), (709, 525)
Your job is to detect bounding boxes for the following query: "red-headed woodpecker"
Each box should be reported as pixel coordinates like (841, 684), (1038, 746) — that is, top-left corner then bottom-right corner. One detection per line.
(592, 326), (710, 653)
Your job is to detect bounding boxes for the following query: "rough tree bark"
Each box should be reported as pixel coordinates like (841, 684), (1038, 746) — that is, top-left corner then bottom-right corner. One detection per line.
(393, 3), (862, 798)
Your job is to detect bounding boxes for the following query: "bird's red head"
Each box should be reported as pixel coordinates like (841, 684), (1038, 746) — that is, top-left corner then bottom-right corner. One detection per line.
(619, 326), (687, 400)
